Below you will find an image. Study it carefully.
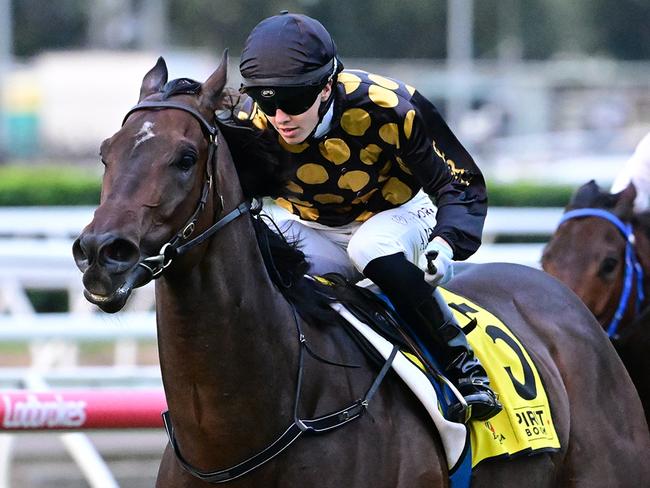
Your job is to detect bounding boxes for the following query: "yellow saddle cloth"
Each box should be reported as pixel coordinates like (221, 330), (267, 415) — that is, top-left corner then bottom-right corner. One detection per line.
(438, 287), (561, 467)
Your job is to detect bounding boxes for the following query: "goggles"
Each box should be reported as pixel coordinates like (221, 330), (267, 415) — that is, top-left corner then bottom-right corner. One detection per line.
(247, 85), (323, 116)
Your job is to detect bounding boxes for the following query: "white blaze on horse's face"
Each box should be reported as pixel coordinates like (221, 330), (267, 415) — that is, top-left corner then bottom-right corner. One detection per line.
(134, 121), (156, 149)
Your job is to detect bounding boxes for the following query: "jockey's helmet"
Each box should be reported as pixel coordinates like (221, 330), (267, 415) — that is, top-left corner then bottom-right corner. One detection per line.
(239, 12), (343, 91)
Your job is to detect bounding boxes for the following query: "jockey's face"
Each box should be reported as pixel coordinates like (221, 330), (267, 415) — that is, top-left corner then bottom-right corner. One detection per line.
(264, 82), (332, 144)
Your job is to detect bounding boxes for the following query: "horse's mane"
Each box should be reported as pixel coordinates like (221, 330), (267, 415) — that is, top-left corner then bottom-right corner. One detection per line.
(249, 207), (344, 328)
(155, 81), (338, 324)
(152, 79), (290, 199)
(215, 88), (291, 199)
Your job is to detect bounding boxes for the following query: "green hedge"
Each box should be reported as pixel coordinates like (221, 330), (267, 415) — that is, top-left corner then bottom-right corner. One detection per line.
(0, 165), (576, 207)
(487, 181), (575, 207)
(0, 165), (101, 206)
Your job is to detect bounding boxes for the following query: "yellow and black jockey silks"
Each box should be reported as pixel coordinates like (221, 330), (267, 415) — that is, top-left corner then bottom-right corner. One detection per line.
(233, 69), (487, 261)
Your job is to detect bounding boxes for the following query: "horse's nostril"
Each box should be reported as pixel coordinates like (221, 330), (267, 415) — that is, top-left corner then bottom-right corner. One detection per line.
(99, 238), (140, 272)
(72, 238), (90, 272)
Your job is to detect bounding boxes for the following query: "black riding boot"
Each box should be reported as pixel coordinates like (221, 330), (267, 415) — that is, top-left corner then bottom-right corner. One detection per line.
(363, 253), (502, 423)
(414, 291), (502, 422)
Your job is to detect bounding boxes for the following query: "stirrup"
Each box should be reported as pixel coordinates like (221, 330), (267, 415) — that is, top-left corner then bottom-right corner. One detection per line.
(447, 382), (502, 423)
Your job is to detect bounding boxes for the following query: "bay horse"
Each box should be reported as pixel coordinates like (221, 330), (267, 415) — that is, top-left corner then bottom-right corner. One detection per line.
(72, 54), (650, 487)
(542, 179), (650, 424)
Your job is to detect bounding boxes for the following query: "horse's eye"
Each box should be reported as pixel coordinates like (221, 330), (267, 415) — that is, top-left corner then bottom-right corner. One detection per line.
(176, 154), (197, 171)
(599, 256), (619, 276)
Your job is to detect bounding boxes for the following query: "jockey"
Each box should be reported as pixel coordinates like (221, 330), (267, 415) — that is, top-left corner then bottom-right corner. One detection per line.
(235, 11), (501, 422)
(611, 131), (650, 212)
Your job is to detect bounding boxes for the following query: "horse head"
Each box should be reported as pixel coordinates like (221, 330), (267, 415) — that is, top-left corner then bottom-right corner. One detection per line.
(73, 52), (232, 313)
(542, 179), (641, 329)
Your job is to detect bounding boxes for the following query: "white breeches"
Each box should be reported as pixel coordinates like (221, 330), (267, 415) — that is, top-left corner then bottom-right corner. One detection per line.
(263, 190), (438, 282)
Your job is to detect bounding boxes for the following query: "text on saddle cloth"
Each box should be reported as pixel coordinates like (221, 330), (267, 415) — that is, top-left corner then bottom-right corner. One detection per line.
(321, 274), (561, 469)
(437, 288), (560, 467)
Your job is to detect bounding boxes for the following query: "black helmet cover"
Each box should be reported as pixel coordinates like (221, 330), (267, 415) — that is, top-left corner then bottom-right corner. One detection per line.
(240, 12), (343, 90)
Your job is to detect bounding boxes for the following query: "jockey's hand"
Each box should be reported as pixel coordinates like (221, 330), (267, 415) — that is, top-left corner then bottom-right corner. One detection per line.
(420, 238), (454, 286)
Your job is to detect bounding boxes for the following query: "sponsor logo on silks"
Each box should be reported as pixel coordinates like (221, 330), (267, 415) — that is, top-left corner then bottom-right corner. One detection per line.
(2, 394), (87, 429)
(261, 88), (275, 98)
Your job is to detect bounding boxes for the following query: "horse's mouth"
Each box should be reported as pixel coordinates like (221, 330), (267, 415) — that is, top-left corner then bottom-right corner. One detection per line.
(82, 262), (156, 313)
(84, 282), (133, 313)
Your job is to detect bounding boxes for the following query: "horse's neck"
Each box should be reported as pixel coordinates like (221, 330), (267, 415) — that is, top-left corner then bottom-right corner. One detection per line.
(155, 215), (300, 468)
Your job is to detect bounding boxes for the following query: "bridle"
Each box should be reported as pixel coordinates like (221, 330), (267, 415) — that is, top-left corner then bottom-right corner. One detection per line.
(558, 208), (645, 338)
(120, 99), (398, 483)
(121, 100), (250, 289)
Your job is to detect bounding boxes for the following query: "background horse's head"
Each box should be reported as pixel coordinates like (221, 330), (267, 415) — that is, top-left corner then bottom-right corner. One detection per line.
(541, 180), (644, 327)
(73, 53), (229, 313)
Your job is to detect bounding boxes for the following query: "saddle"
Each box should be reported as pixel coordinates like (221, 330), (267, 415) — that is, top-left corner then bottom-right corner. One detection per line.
(315, 272), (459, 407)
(315, 272), (561, 472)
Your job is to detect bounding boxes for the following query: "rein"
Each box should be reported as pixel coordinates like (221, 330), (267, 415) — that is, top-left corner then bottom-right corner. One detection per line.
(162, 304), (398, 484)
(121, 99), (397, 483)
(559, 208), (645, 338)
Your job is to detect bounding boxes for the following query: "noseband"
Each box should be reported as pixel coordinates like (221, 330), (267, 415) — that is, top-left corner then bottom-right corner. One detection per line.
(558, 208), (645, 338)
(121, 100), (250, 287)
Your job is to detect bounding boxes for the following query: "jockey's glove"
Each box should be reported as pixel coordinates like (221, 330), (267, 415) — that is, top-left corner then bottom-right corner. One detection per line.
(420, 238), (454, 287)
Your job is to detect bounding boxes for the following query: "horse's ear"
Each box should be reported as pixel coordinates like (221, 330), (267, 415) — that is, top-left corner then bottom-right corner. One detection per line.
(139, 57), (168, 102)
(200, 49), (228, 110)
(613, 182), (636, 219)
(568, 180), (600, 209)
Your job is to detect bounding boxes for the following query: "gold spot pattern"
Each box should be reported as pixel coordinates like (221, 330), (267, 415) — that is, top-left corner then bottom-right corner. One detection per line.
(378, 160), (392, 182)
(274, 198), (294, 213)
(338, 171), (370, 192)
(265, 70), (429, 226)
(355, 211), (374, 222)
(313, 193), (345, 204)
(285, 181), (304, 194)
(351, 188), (378, 204)
(337, 72), (362, 94)
(297, 164), (329, 184)
(296, 206), (319, 221)
(319, 138), (350, 165)
(396, 156), (413, 175)
(379, 122), (400, 146)
(382, 177), (413, 204)
(360, 144), (382, 165)
(368, 74), (400, 90)
(288, 196), (313, 207)
(368, 85), (399, 108)
(404, 110), (415, 140)
(341, 108), (371, 136)
(279, 136), (310, 153)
